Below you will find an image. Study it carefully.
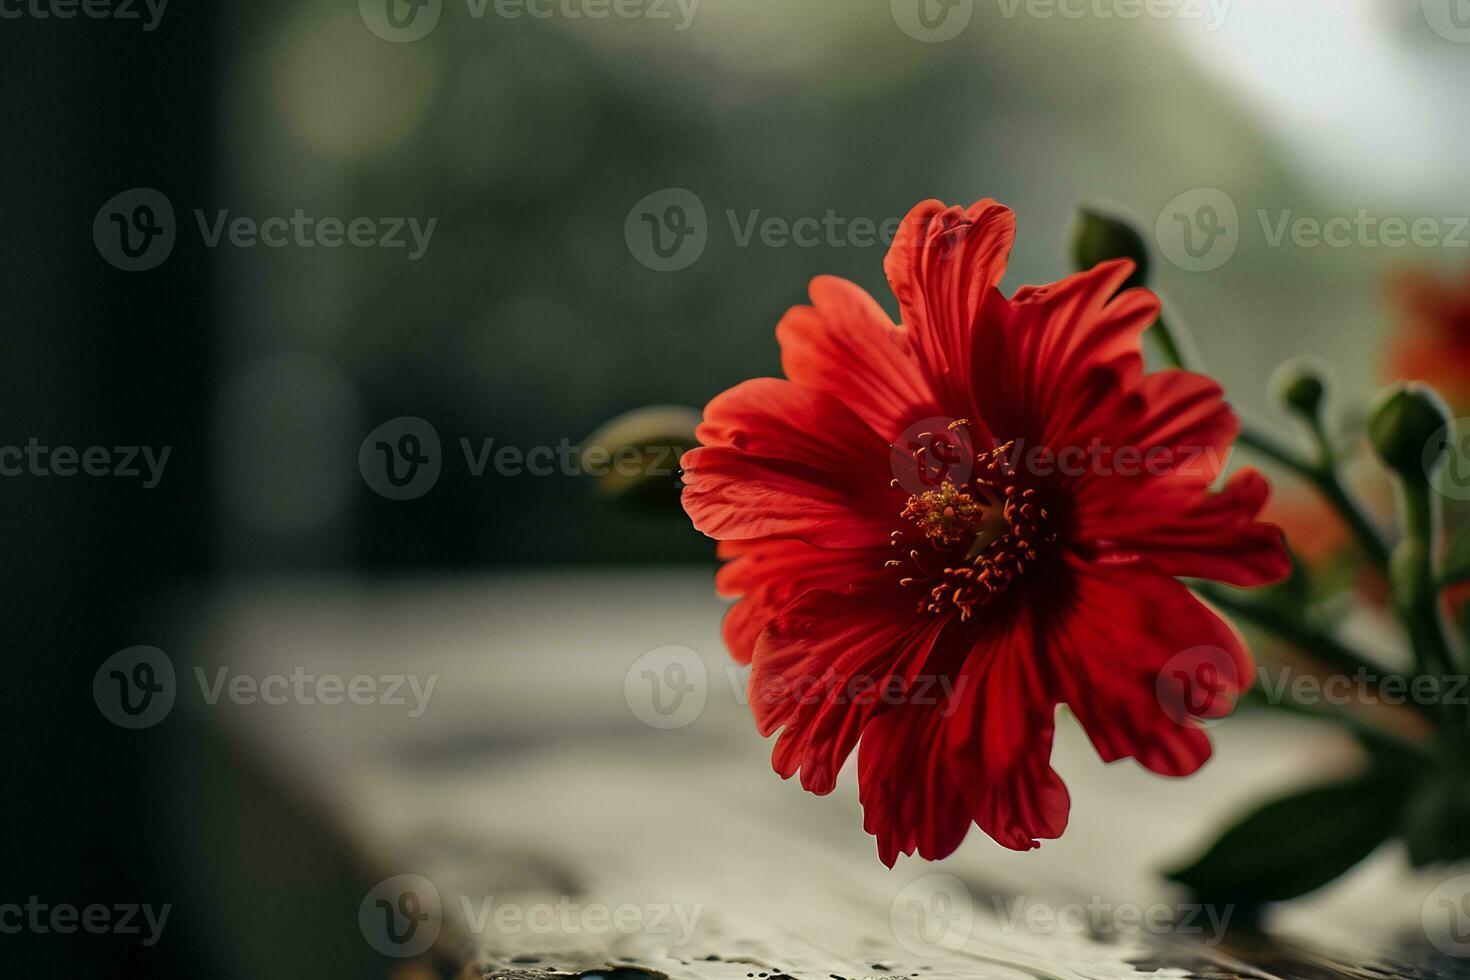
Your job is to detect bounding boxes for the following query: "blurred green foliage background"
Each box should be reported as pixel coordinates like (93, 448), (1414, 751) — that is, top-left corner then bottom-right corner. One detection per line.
(213, 0), (1470, 571)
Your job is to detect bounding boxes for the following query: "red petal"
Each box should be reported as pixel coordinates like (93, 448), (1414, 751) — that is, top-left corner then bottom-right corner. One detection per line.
(750, 589), (947, 795)
(1060, 365), (1289, 590)
(1097, 469), (1290, 588)
(1048, 557), (1253, 777)
(681, 379), (902, 549)
(1102, 368), (1237, 484)
(858, 702), (972, 866)
(716, 539), (890, 664)
(777, 276), (943, 442)
(943, 606), (1070, 851)
(972, 260), (1159, 445)
(885, 199), (1016, 419)
(1063, 367), (1235, 516)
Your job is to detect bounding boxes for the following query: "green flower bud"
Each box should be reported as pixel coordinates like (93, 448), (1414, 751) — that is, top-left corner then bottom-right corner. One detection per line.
(1070, 207), (1150, 289)
(581, 405), (701, 510)
(1271, 358), (1328, 420)
(1367, 383), (1452, 478)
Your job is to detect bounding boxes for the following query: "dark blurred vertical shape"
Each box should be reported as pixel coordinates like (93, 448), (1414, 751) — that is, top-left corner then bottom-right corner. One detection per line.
(0, 3), (215, 976)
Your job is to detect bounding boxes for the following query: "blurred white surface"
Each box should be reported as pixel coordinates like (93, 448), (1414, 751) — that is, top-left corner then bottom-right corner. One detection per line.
(188, 569), (1463, 977)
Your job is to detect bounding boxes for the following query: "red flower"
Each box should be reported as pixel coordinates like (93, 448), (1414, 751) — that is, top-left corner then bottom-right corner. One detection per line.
(681, 199), (1290, 864)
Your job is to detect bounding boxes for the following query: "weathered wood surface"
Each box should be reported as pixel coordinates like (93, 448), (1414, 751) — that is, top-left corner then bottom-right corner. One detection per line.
(190, 571), (1470, 979)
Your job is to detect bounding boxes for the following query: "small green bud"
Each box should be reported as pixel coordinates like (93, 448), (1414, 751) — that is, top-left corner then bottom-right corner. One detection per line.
(1367, 382), (1453, 478)
(1271, 358), (1328, 420)
(581, 405), (701, 510)
(1070, 207), (1150, 289)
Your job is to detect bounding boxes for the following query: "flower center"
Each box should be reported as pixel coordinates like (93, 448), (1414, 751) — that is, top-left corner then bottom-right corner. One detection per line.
(888, 436), (1058, 620)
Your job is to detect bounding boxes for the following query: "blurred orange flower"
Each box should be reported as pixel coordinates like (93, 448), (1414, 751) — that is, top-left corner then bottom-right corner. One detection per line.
(1387, 266), (1470, 409)
(1262, 487), (1349, 568)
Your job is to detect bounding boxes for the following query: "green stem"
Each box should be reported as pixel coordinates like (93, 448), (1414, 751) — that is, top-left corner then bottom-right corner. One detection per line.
(1393, 476), (1456, 681)
(1241, 686), (1435, 762)
(1149, 313), (1189, 371)
(1301, 414), (1392, 571)
(1194, 582), (1410, 698)
(1200, 581), (1440, 731)
(1149, 293), (1453, 738)
(1236, 425), (1314, 481)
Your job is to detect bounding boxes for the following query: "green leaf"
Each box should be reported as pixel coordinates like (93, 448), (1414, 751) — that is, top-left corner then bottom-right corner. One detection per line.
(1440, 525), (1470, 586)
(1165, 774), (1404, 903)
(1404, 768), (1470, 867)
